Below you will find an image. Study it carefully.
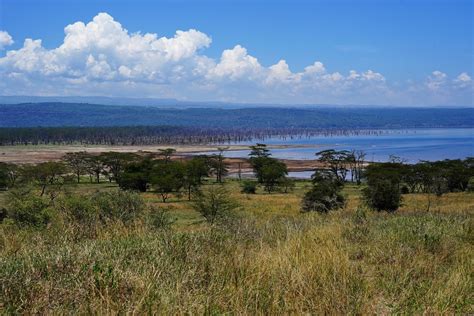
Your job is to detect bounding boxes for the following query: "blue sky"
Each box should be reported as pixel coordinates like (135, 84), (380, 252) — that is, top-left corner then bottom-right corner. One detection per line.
(0, 0), (472, 105)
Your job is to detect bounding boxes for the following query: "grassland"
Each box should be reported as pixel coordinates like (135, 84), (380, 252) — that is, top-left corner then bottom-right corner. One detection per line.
(1, 180), (473, 314)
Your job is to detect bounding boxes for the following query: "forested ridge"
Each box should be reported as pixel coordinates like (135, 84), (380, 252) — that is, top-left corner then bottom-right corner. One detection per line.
(1, 102), (473, 128)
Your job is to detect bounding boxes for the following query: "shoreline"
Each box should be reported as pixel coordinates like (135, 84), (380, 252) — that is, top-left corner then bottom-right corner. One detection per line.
(0, 144), (323, 167)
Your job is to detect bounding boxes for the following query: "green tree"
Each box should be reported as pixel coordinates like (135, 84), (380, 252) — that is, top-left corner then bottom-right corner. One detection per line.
(183, 157), (210, 200)
(117, 157), (153, 192)
(209, 148), (229, 183)
(301, 171), (345, 213)
(100, 152), (137, 183)
(22, 162), (70, 199)
(363, 162), (403, 212)
(63, 152), (89, 183)
(158, 148), (176, 163)
(150, 161), (185, 202)
(315, 149), (352, 182)
(84, 155), (104, 183)
(192, 186), (239, 224)
(259, 159), (288, 193)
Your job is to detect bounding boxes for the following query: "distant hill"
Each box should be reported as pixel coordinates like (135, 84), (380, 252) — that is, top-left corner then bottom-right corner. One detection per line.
(0, 102), (473, 129)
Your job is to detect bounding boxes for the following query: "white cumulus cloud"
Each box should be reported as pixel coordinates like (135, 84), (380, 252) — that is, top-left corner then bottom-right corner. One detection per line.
(0, 13), (471, 106)
(0, 31), (14, 50)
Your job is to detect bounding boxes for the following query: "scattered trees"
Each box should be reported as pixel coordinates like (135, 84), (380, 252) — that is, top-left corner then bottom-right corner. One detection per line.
(22, 162), (71, 199)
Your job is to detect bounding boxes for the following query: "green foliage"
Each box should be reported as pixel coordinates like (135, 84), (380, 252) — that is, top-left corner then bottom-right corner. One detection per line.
(183, 157), (210, 200)
(92, 190), (146, 224)
(301, 171), (345, 213)
(117, 158), (153, 192)
(467, 177), (474, 192)
(363, 179), (402, 212)
(209, 148), (228, 183)
(148, 206), (174, 230)
(150, 161), (185, 202)
(6, 193), (53, 228)
(192, 186), (239, 224)
(241, 180), (257, 194)
(362, 162), (403, 212)
(315, 149), (352, 182)
(58, 194), (98, 227)
(22, 161), (70, 198)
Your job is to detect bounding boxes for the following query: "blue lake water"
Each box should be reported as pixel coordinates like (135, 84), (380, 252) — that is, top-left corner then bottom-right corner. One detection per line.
(207, 128), (474, 163)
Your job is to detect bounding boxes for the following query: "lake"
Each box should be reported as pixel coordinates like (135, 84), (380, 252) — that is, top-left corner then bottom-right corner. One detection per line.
(204, 128), (474, 179)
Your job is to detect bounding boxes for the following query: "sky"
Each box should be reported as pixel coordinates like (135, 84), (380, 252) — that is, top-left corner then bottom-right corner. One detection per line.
(0, 0), (472, 106)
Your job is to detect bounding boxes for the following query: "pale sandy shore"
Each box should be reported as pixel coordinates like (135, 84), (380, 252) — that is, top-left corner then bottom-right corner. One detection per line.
(0, 144), (323, 170)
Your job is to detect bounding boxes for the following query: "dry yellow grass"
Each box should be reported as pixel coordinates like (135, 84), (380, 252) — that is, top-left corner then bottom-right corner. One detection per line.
(0, 180), (473, 314)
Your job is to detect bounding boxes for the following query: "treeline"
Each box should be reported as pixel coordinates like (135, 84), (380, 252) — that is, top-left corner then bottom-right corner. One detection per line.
(0, 126), (388, 146)
(302, 150), (474, 213)
(1, 146), (473, 216)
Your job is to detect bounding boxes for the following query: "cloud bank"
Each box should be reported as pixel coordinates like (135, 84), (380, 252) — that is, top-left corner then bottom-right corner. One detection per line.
(0, 13), (472, 106)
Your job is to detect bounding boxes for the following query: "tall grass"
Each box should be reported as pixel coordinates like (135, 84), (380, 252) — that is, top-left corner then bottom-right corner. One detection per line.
(0, 183), (473, 314)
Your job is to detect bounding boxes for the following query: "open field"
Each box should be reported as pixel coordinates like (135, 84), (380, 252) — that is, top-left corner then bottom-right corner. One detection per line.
(1, 180), (473, 314)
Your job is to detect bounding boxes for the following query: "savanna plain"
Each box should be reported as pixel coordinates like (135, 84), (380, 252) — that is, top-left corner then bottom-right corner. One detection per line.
(1, 178), (472, 314)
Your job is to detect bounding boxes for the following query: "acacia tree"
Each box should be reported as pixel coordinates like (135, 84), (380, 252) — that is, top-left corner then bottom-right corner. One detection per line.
(150, 161), (185, 202)
(350, 150), (366, 185)
(117, 157), (154, 192)
(63, 152), (89, 183)
(259, 160), (288, 193)
(100, 152), (137, 183)
(23, 162), (70, 199)
(210, 148), (229, 183)
(84, 155), (104, 183)
(315, 149), (352, 182)
(183, 157), (210, 200)
(249, 143), (272, 183)
(0, 162), (20, 189)
(158, 148), (176, 163)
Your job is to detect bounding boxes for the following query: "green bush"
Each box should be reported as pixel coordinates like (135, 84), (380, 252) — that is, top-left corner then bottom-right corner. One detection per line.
(6, 194), (53, 228)
(92, 190), (146, 224)
(241, 180), (257, 194)
(467, 177), (474, 192)
(58, 195), (98, 227)
(192, 186), (239, 224)
(301, 184), (345, 213)
(363, 179), (402, 212)
(148, 206), (174, 230)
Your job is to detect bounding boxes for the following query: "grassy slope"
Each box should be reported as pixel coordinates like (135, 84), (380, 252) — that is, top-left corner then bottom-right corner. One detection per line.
(0, 180), (473, 314)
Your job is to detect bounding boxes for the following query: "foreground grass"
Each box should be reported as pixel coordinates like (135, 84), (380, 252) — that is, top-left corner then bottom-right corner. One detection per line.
(1, 181), (473, 313)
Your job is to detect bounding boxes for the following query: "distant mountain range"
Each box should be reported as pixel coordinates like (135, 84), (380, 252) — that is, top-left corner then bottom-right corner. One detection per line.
(1, 96), (471, 109)
(0, 102), (473, 129)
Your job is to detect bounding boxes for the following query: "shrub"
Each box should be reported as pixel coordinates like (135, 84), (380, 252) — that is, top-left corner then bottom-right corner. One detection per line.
(6, 194), (53, 228)
(467, 177), (474, 192)
(363, 179), (402, 212)
(241, 180), (257, 194)
(148, 206), (174, 230)
(301, 184), (345, 213)
(301, 171), (344, 213)
(92, 190), (146, 224)
(192, 186), (239, 224)
(58, 195), (98, 227)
